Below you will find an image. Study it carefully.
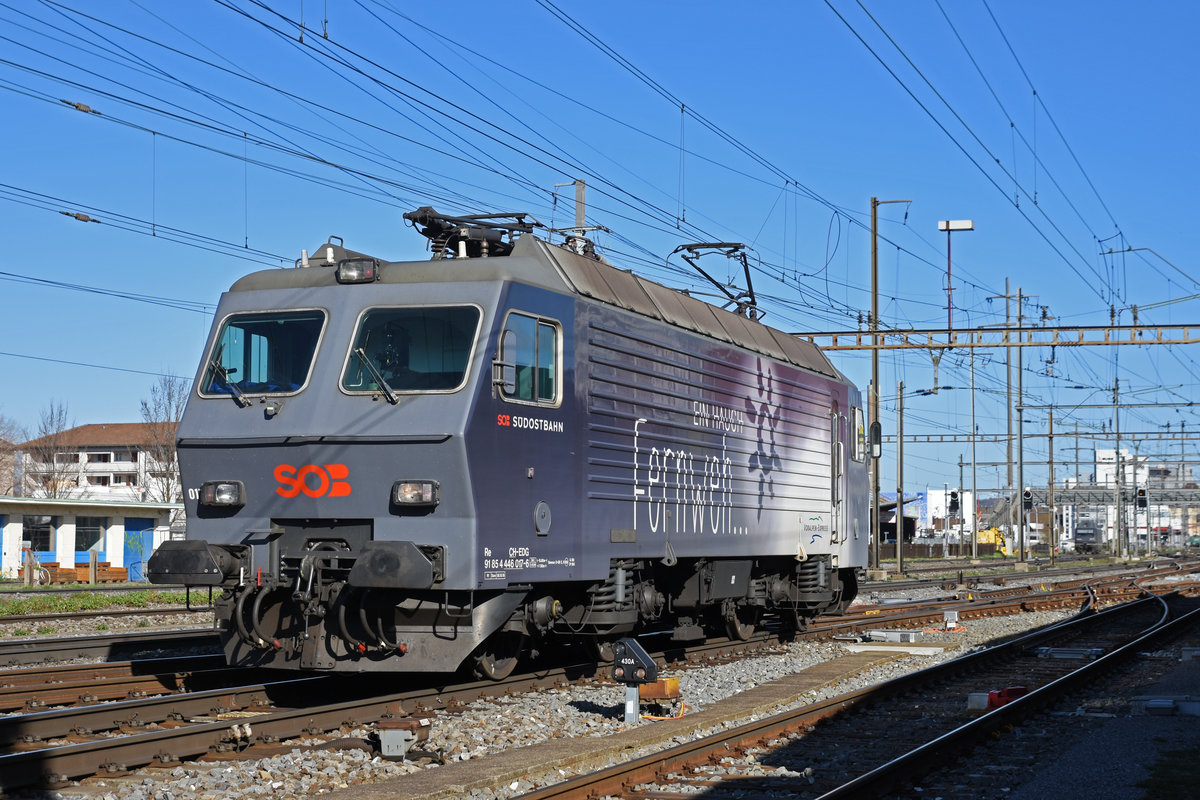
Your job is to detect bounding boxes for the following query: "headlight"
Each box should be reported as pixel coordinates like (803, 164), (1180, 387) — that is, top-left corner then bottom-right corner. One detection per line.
(200, 480), (245, 507)
(392, 480), (440, 507)
(336, 257), (378, 283)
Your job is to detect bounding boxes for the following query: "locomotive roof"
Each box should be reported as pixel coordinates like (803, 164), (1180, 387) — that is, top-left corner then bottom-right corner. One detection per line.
(229, 235), (844, 382)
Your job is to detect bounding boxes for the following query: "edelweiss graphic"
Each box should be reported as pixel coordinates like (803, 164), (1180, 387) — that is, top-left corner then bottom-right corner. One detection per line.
(745, 357), (782, 520)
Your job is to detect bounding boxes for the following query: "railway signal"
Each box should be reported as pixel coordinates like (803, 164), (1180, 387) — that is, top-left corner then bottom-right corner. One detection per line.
(1136, 487), (1148, 508)
(612, 638), (658, 684)
(612, 638), (659, 724)
(1022, 488), (1033, 510)
(948, 489), (960, 514)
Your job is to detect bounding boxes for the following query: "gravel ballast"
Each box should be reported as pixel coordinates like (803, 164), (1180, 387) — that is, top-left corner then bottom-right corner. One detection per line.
(9, 605), (1081, 800)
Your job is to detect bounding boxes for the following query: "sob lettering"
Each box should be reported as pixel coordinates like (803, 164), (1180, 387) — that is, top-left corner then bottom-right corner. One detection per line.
(275, 464), (352, 498)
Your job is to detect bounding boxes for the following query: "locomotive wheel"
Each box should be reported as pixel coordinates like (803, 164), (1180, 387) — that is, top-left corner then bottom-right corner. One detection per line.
(472, 631), (525, 681)
(725, 604), (759, 641)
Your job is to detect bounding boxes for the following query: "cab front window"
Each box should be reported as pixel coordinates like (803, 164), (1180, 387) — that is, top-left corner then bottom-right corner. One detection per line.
(200, 309), (326, 398)
(342, 305), (481, 394)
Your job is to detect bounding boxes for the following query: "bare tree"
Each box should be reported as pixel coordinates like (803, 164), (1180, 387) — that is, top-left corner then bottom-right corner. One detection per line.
(0, 412), (28, 496)
(140, 375), (189, 504)
(22, 401), (78, 498)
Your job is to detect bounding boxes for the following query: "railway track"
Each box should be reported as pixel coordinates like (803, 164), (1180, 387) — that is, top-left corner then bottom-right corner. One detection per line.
(0, 563), (1177, 712)
(1, 563), (1192, 795)
(867, 554), (1194, 592)
(822, 562), (1194, 636)
(0, 632), (802, 791)
(0, 574), (1112, 717)
(0, 657), (259, 713)
(0, 629), (218, 667)
(0, 557), (1187, 668)
(890, 553), (1096, 575)
(510, 592), (1200, 800)
(0, 606), (211, 626)
(0, 584), (188, 595)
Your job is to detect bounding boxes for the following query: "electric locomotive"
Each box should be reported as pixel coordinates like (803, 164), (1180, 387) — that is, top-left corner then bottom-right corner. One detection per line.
(149, 208), (869, 678)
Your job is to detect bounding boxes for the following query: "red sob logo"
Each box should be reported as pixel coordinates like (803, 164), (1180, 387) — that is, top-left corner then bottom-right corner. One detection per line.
(275, 464), (352, 498)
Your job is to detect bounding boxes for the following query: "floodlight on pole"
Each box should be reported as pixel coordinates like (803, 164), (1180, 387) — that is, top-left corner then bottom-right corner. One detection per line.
(938, 219), (974, 331)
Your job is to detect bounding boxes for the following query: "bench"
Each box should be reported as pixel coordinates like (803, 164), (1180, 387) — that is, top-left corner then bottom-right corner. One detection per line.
(37, 562), (81, 584)
(73, 561), (130, 583)
(23, 560), (130, 584)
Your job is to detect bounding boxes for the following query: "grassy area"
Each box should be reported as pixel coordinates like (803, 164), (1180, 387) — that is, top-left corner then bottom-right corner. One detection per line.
(0, 590), (190, 616)
(1138, 747), (1200, 799)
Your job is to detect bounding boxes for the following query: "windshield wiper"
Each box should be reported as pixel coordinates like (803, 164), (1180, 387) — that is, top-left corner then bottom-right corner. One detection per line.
(209, 344), (251, 408)
(354, 347), (398, 405)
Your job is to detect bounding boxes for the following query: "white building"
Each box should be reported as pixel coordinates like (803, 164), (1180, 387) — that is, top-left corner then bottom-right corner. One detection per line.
(15, 422), (179, 506)
(0, 495), (180, 580)
(925, 487), (977, 536)
(1094, 448), (1148, 487)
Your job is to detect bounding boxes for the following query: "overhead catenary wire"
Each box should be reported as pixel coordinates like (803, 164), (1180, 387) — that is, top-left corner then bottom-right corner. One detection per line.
(0, 268), (214, 314)
(11, 0), (1008, 327)
(980, 0), (1123, 235)
(0, 181), (290, 267)
(11, 0), (1171, 331)
(0, 2), (1186, 479)
(933, 0), (1111, 248)
(521, 0), (1014, 327)
(0, 350), (187, 380)
(829, 0), (1116, 305)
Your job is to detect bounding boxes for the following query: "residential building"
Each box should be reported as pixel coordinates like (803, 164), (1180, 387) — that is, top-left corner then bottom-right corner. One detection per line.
(16, 422), (180, 506)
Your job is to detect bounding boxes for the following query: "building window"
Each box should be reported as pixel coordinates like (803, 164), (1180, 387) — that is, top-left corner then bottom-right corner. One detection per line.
(113, 473), (138, 486)
(114, 449), (138, 463)
(499, 311), (560, 405)
(75, 517), (107, 552)
(55, 452), (79, 464)
(89, 453), (112, 463)
(23, 516), (55, 552)
(88, 475), (111, 487)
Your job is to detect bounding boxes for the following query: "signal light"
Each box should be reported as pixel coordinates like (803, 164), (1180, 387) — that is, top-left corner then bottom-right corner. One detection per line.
(949, 490), (960, 514)
(1136, 487), (1148, 508)
(1022, 488), (1033, 511)
(610, 638), (657, 684)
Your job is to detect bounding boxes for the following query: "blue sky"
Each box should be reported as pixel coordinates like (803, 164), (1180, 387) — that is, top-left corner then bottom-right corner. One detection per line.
(1, 0), (1197, 492)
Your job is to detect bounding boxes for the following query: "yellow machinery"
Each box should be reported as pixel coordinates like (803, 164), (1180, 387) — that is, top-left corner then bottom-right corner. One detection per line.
(977, 527), (1008, 556)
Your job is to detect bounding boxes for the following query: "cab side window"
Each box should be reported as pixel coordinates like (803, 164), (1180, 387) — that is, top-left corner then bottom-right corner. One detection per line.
(851, 406), (866, 462)
(500, 312), (560, 405)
